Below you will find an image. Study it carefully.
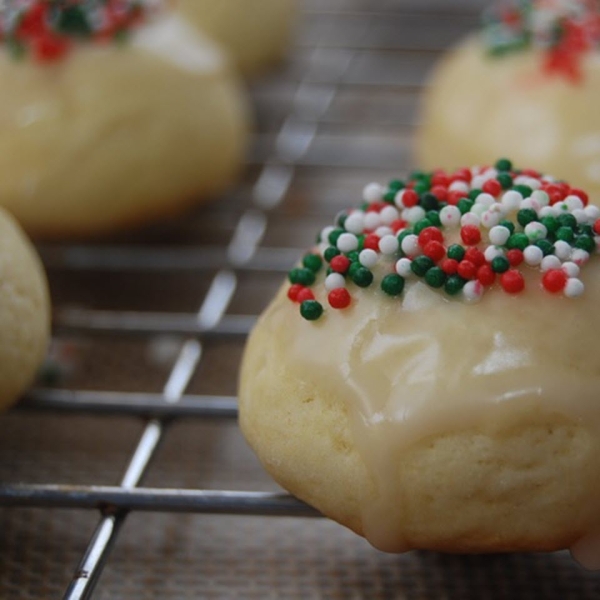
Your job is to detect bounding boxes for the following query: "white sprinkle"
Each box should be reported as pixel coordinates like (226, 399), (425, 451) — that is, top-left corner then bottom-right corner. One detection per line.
(539, 206), (555, 218)
(337, 232), (358, 252)
(363, 182), (384, 203)
(489, 225), (511, 245)
(565, 195), (584, 211)
(531, 190), (550, 206)
(501, 190), (523, 212)
(320, 226), (335, 244)
(461, 212), (480, 227)
(564, 278), (585, 298)
(471, 203), (487, 217)
(439, 205), (461, 227)
(359, 249), (377, 268)
(524, 221), (547, 241)
(514, 175), (541, 189)
(364, 212), (381, 231)
(400, 234), (420, 257)
(475, 193), (495, 208)
(375, 226), (393, 238)
(520, 198), (536, 211)
(449, 180), (469, 193)
(561, 261), (580, 277)
(325, 273), (346, 291)
(553, 240), (572, 260)
(484, 245), (504, 262)
(395, 257), (413, 277)
(379, 205), (399, 225)
(571, 248), (590, 265)
(584, 205), (600, 220)
(343, 211), (365, 234)
(541, 255), (562, 272)
(471, 174), (488, 189)
(481, 209), (501, 228)
(463, 280), (484, 303)
(572, 208), (588, 224)
(379, 234), (399, 255)
(394, 190), (406, 208)
(405, 206), (426, 224)
(523, 245), (544, 266)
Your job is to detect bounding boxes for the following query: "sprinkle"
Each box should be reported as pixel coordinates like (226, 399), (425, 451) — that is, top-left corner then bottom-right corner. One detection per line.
(484, 245), (504, 263)
(411, 256), (435, 277)
(359, 249), (378, 268)
(439, 205), (461, 227)
(395, 258), (413, 277)
(500, 270), (525, 294)
(378, 234), (400, 255)
(463, 280), (484, 303)
(381, 273), (405, 296)
(447, 244), (466, 261)
(380, 206), (400, 225)
(297, 288), (315, 302)
(523, 245), (544, 266)
(501, 190), (523, 212)
(457, 260), (477, 280)
(541, 255), (562, 272)
(506, 249), (524, 267)
(489, 225), (511, 245)
(542, 269), (567, 293)
(363, 182), (384, 202)
(524, 222), (547, 241)
(287, 284), (305, 302)
(330, 255), (351, 274)
(564, 278), (585, 298)
(337, 233), (359, 252)
(405, 206), (427, 224)
(553, 240), (572, 260)
(289, 268), (316, 286)
(477, 264), (496, 286)
(351, 267), (373, 288)
(303, 253), (323, 272)
(401, 234), (420, 257)
(325, 273), (346, 291)
(300, 300), (323, 321)
(418, 226), (444, 247)
(344, 212), (366, 234)
(328, 288), (351, 309)
(440, 258), (459, 275)
(461, 224), (482, 246)
(461, 213), (481, 227)
(491, 256), (510, 273)
(561, 261), (580, 278)
(364, 212), (381, 231)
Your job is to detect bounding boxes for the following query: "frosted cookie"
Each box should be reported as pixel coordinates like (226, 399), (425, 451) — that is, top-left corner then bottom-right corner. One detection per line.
(240, 160), (600, 567)
(178, 0), (296, 75)
(0, 207), (50, 412)
(0, 0), (249, 238)
(417, 0), (600, 202)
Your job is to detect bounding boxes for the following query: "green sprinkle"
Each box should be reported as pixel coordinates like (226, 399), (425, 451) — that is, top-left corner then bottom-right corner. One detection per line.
(495, 158), (513, 172)
(324, 246), (340, 262)
(517, 208), (538, 227)
(381, 273), (405, 296)
(411, 256), (434, 277)
(356, 234), (365, 251)
(457, 198), (474, 215)
(426, 210), (442, 226)
(413, 181), (430, 194)
(397, 229), (414, 246)
(497, 173), (513, 189)
(413, 218), (433, 234)
(444, 275), (466, 296)
(389, 179), (405, 191)
(556, 226), (574, 243)
(348, 262), (362, 278)
(383, 191), (396, 203)
(468, 189), (483, 200)
(420, 193), (439, 211)
(409, 170), (428, 181)
(541, 216), (559, 235)
(557, 213), (577, 229)
(506, 233), (529, 251)
(424, 267), (446, 288)
(57, 6), (92, 36)
(575, 235), (595, 253)
(346, 251), (360, 262)
(513, 184), (533, 197)
(328, 228), (344, 245)
(289, 268), (316, 286)
(535, 239), (554, 256)
(447, 244), (466, 261)
(300, 300), (323, 321)
(491, 256), (510, 273)
(499, 220), (515, 235)
(351, 267), (374, 288)
(579, 224), (594, 238)
(302, 254), (323, 272)
(337, 213), (347, 228)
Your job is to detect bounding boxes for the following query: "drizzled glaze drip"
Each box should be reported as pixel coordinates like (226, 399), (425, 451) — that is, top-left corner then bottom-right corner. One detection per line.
(482, 0), (600, 81)
(288, 160), (599, 321)
(0, 0), (161, 62)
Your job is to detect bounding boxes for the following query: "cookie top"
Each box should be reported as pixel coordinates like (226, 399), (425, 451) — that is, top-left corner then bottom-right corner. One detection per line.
(288, 159), (598, 322)
(482, 0), (600, 80)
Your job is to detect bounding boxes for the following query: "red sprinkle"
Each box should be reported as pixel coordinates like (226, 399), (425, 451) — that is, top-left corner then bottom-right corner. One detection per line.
(418, 226), (444, 247)
(423, 241), (445, 262)
(440, 258), (459, 275)
(287, 284), (305, 302)
(431, 172), (450, 187)
(363, 234), (380, 250)
(431, 185), (448, 201)
(464, 247), (485, 267)
(296, 288), (315, 303)
(457, 260), (477, 280)
(366, 201), (388, 213)
(506, 249), (524, 267)
(460, 225), (481, 246)
(542, 269), (567, 293)
(477, 264), (496, 286)
(390, 219), (407, 233)
(500, 269), (525, 294)
(401, 189), (419, 208)
(33, 34), (70, 62)
(446, 190), (465, 206)
(594, 219), (600, 235)
(571, 188), (589, 206)
(482, 179), (502, 196)
(452, 168), (472, 183)
(328, 288), (351, 309)
(330, 255), (350, 274)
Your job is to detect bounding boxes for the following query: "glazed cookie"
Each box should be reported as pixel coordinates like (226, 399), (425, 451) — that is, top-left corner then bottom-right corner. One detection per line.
(0, 0), (249, 238)
(0, 207), (50, 412)
(178, 0), (296, 75)
(240, 160), (600, 567)
(417, 1), (600, 201)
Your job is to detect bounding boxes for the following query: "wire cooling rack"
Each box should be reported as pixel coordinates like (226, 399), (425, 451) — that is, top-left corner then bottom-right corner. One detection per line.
(1, 1), (600, 598)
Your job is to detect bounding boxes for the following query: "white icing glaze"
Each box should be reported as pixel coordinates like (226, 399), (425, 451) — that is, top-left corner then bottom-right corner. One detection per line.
(270, 261), (600, 557)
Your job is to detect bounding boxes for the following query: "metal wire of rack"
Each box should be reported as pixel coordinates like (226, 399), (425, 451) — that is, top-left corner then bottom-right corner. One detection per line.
(2, 1), (600, 598)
